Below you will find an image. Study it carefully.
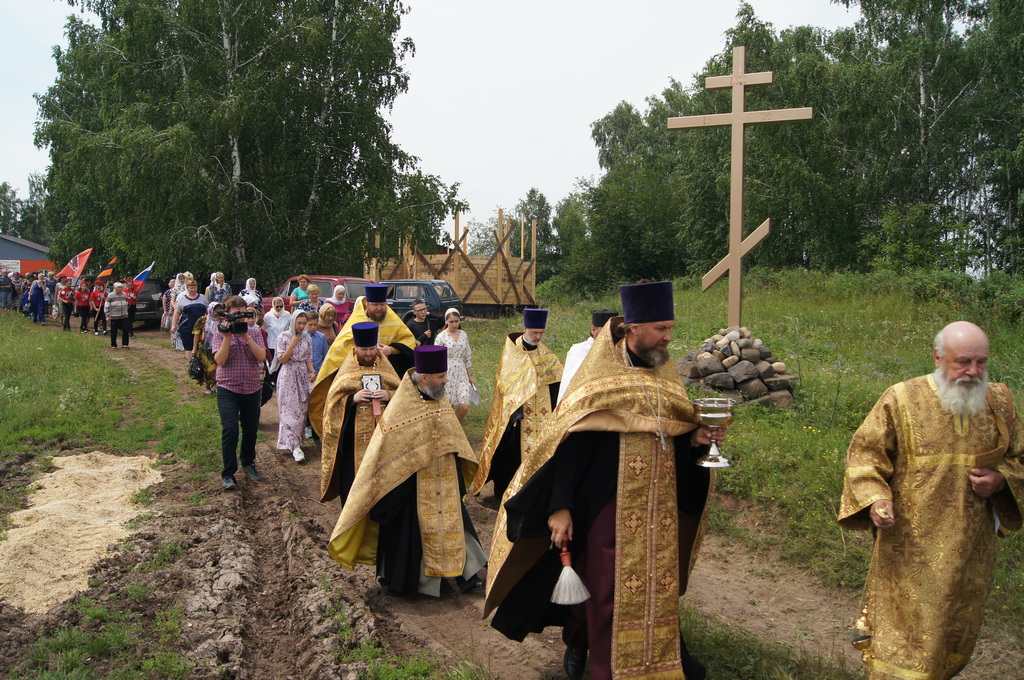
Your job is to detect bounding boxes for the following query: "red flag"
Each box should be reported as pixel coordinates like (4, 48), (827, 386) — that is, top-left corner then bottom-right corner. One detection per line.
(55, 248), (94, 278)
(96, 256), (118, 280)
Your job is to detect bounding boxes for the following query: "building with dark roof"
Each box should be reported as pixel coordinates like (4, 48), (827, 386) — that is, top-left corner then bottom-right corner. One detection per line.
(0, 234), (55, 274)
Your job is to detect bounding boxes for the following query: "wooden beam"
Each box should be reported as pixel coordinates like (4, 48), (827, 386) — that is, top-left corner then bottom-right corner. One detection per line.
(455, 242), (501, 304)
(498, 249), (522, 305)
(464, 226), (515, 302)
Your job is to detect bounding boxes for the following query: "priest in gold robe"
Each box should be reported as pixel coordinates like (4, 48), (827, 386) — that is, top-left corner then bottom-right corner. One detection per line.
(327, 345), (486, 597)
(319, 322), (401, 506)
(309, 283), (415, 438)
(484, 282), (717, 680)
(471, 308), (562, 501)
(839, 321), (1024, 680)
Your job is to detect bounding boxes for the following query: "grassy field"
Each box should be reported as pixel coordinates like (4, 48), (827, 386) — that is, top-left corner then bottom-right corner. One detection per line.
(2, 267), (1024, 676)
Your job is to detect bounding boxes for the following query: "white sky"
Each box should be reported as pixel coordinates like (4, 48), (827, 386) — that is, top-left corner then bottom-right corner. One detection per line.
(1, 0), (858, 233)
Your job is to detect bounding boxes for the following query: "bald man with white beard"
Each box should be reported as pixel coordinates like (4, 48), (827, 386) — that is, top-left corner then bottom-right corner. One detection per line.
(839, 321), (1024, 680)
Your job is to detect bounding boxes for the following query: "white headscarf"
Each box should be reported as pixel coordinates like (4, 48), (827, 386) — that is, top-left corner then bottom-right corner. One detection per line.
(289, 310), (308, 336)
(268, 296), (285, 318)
(240, 278), (260, 306)
(328, 285), (347, 304)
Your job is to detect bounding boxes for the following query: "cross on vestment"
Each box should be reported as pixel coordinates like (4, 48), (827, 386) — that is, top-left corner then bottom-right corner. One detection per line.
(667, 45), (812, 328)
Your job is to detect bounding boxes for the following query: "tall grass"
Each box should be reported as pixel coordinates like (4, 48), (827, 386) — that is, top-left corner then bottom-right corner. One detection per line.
(0, 317), (220, 472)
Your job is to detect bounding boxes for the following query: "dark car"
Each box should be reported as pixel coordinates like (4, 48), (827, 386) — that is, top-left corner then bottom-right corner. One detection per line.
(132, 278), (169, 324)
(380, 279), (462, 320)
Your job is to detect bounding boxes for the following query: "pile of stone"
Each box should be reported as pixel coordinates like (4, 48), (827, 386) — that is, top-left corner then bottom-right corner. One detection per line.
(677, 326), (798, 409)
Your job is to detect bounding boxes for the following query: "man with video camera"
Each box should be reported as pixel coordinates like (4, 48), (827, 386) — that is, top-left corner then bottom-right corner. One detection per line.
(213, 295), (268, 490)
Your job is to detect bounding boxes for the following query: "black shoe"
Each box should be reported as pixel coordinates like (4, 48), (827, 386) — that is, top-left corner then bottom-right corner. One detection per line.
(563, 646), (587, 680)
(455, 574), (486, 593)
(241, 464), (262, 481)
(222, 476), (237, 491)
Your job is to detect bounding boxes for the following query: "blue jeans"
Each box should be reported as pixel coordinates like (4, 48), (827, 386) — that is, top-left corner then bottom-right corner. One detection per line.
(217, 387), (261, 479)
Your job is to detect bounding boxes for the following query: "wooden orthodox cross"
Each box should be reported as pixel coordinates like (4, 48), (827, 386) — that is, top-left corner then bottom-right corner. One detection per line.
(667, 46), (812, 327)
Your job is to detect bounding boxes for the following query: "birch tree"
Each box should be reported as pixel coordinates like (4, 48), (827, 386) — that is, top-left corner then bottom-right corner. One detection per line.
(39, 0), (459, 283)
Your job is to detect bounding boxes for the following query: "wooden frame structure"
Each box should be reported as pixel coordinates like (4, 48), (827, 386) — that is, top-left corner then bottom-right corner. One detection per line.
(365, 210), (537, 314)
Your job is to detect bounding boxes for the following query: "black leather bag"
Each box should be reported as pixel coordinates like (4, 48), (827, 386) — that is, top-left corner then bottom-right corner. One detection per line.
(188, 355), (203, 380)
(261, 360), (278, 405)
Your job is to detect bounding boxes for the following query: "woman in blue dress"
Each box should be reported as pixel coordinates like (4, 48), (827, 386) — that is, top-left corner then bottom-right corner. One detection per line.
(171, 278), (209, 352)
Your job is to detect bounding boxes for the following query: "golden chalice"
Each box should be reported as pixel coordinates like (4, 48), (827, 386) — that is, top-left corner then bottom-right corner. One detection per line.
(692, 398), (735, 468)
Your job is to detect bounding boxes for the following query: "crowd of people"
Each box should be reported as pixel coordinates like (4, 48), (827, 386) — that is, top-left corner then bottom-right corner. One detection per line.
(1, 268), (141, 347)
(8, 264), (1022, 680)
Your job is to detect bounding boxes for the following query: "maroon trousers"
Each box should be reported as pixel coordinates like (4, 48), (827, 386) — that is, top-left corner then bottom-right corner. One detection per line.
(563, 498), (617, 680)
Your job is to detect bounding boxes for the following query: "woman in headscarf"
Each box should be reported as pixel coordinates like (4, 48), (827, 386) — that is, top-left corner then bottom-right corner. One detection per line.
(263, 296), (291, 360)
(205, 272), (231, 303)
(317, 304), (340, 346)
(173, 272), (188, 295)
(171, 278), (208, 352)
(192, 301), (224, 394)
(240, 278), (262, 310)
(273, 310), (315, 463)
(324, 284), (352, 323)
(161, 277), (176, 333)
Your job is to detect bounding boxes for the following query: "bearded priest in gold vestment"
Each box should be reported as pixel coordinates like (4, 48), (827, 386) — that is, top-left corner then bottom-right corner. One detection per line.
(319, 322), (400, 507)
(471, 307), (562, 501)
(485, 282), (719, 680)
(327, 345), (486, 597)
(839, 321), (1024, 680)
(309, 283), (415, 438)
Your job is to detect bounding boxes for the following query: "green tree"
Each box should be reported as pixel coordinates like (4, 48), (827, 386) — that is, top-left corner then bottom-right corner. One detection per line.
(39, 0), (460, 285)
(513, 188), (557, 282)
(0, 183), (17, 236)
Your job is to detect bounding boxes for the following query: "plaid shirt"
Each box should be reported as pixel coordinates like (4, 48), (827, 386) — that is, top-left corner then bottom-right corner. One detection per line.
(212, 327), (267, 395)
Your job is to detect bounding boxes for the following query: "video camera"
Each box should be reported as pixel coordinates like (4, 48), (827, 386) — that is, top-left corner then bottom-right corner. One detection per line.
(217, 309), (255, 334)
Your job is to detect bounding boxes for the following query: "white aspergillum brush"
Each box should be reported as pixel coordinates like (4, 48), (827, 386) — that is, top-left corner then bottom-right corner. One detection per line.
(550, 537), (590, 605)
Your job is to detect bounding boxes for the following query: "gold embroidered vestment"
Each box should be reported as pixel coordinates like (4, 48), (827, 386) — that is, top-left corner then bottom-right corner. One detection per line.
(327, 372), (478, 575)
(319, 349), (400, 502)
(486, 319), (708, 680)
(839, 375), (1024, 680)
(471, 333), (562, 496)
(309, 299), (415, 436)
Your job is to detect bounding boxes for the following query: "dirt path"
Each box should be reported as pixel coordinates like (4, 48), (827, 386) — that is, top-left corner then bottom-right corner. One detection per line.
(3, 328), (1022, 678)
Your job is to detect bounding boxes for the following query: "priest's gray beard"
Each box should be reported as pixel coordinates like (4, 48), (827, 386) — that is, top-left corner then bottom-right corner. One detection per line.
(638, 346), (670, 367)
(933, 367), (988, 417)
(413, 374), (446, 400)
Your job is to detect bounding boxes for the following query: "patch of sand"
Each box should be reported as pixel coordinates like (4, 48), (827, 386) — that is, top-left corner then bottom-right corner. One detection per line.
(0, 451), (162, 613)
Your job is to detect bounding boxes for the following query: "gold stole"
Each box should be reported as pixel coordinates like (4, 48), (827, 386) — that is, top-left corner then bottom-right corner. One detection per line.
(472, 334), (562, 495)
(613, 432), (684, 679)
(417, 454), (466, 576)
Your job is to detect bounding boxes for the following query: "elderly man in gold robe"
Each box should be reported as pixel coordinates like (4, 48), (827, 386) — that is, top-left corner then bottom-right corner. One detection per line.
(319, 322), (400, 508)
(309, 283), (415, 438)
(472, 308), (562, 502)
(839, 320), (1024, 680)
(485, 282), (718, 680)
(327, 345), (486, 597)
